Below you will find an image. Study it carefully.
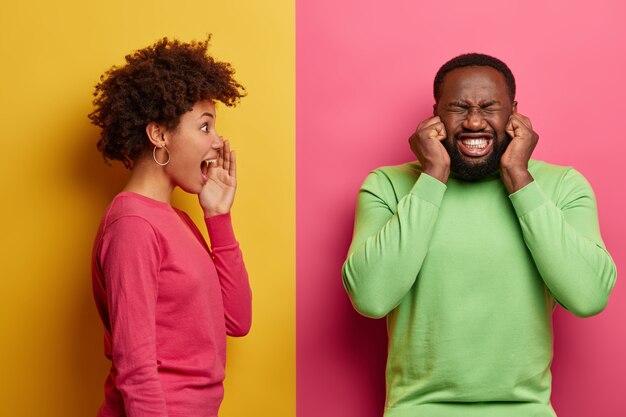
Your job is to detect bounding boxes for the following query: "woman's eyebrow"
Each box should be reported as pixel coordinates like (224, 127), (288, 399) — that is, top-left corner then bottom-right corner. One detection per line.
(199, 112), (215, 119)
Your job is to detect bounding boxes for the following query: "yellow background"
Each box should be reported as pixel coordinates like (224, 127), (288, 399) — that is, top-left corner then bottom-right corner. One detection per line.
(0, 1), (294, 415)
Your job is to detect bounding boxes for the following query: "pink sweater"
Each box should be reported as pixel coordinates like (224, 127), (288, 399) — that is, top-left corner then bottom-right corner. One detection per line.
(91, 192), (252, 417)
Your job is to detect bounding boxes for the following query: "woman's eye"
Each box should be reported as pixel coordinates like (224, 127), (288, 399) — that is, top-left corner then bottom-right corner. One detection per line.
(201, 124), (209, 133)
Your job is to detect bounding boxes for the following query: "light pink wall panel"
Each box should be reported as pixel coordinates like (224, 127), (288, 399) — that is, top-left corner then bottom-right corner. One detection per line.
(297, 1), (626, 416)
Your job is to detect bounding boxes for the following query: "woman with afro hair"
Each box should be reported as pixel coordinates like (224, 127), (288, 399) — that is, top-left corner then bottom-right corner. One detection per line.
(89, 37), (252, 417)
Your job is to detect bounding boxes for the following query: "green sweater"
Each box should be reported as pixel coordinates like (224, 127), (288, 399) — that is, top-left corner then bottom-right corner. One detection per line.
(342, 160), (616, 417)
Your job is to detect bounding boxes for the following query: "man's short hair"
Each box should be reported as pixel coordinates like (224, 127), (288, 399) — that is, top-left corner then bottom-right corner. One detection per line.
(433, 53), (516, 103)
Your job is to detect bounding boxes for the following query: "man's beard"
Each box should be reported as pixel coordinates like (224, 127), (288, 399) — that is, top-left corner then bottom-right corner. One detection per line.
(442, 134), (511, 181)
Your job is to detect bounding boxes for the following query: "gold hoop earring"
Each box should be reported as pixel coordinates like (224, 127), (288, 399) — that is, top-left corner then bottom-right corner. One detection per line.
(153, 145), (170, 166)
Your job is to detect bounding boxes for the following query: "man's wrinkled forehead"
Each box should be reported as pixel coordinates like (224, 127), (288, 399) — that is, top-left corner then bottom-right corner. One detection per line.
(439, 66), (513, 103)
(433, 53), (516, 103)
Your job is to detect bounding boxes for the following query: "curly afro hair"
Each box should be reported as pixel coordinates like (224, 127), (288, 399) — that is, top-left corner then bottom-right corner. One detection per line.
(433, 53), (516, 103)
(89, 36), (246, 168)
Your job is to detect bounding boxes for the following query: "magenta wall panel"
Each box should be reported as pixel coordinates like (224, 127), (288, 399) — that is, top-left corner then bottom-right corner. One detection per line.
(297, 1), (626, 416)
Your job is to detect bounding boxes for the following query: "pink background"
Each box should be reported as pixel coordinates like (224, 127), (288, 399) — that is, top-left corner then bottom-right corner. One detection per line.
(296, 1), (626, 416)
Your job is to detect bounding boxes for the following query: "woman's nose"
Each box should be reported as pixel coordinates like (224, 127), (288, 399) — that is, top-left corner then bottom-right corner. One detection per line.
(212, 135), (224, 149)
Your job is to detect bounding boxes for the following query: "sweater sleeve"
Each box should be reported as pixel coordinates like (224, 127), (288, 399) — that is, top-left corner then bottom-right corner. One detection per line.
(99, 216), (168, 417)
(509, 169), (617, 317)
(342, 171), (447, 318)
(205, 213), (252, 336)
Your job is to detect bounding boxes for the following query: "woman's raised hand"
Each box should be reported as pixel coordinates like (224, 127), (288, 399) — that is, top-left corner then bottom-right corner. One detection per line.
(199, 139), (237, 217)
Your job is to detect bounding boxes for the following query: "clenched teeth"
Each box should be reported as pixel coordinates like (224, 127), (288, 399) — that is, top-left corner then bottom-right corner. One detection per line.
(460, 138), (490, 149)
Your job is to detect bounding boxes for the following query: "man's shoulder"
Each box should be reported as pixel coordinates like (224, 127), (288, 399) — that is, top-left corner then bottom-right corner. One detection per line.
(362, 161), (424, 191)
(528, 159), (589, 182)
(356, 161), (436, 205)
(528, 159), (594, 198)
(368, 161), (423, 181)
(529, 159), (573, 176)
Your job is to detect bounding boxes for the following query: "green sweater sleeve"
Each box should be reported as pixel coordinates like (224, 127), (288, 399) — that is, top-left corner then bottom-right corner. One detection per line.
(509, 168), (617, 317)
(342, 171), (447, 318)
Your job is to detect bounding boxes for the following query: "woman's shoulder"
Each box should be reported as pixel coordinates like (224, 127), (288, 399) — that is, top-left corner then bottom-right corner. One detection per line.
(101, 192), (174, 228)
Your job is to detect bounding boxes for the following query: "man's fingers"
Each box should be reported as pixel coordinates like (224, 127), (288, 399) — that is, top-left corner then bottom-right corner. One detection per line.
(418, 116), (442, 130)
(509, 113), (533, 130)
(415, 115), (445, 139)
(506, 117), (524, 138)
(506, 119), (516, 138)
(420, 121), (446, 141)
(433, 124), (446, 141)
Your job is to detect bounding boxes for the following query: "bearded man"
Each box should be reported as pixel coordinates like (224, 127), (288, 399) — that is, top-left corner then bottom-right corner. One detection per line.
(342, 53), (617, 417)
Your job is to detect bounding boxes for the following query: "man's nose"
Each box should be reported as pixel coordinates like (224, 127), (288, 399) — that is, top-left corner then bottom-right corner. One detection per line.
(462, 109), (487, 130)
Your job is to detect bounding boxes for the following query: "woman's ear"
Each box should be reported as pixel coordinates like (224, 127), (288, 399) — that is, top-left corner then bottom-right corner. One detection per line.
(146, 122), (167, 147)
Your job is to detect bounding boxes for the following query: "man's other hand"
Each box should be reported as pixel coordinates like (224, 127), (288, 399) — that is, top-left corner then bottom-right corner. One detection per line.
(501, 110), (538, 193)
(409, 116), (451, 183)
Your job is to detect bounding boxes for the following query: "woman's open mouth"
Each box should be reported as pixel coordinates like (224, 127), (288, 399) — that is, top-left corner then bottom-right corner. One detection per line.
(200, 159), (217, 182)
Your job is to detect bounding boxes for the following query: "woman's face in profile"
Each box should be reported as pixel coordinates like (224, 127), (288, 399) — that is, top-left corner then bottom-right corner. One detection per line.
(163, 100), (224, 194)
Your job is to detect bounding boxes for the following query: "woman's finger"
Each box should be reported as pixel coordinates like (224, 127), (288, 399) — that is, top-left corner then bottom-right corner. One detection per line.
(223, 140), (231, 173)
(217, 137), (224, 168)
(229, 150), (236, 178)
